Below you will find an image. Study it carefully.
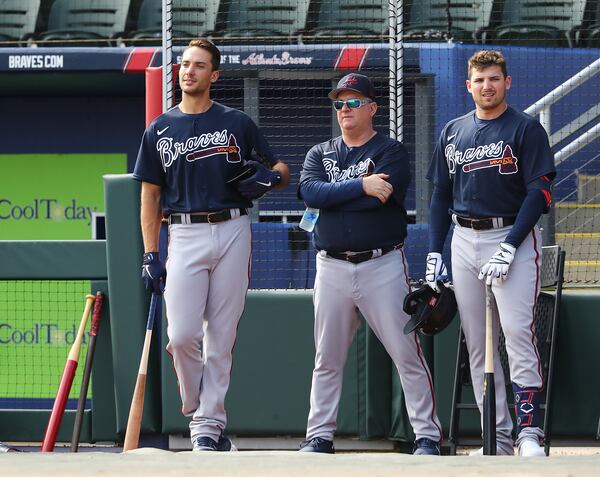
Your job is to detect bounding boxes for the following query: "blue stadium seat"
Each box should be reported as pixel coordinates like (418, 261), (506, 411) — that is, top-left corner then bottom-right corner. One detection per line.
(218, 0), (310, 43)
(405, 0), (497, 43)
(0, 0), (41, 45)
(128, 0), (220, 45)
(304, 0), (388, 44)
(38, 0), (132, 46)
(493, 0), (587, 47)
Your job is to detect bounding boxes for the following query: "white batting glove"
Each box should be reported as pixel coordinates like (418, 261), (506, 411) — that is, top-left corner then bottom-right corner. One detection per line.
(479, 242), (516, 285)
(425, 252), (448, 292)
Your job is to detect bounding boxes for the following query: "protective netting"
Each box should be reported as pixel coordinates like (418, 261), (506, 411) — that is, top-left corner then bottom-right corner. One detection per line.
(0, 280), (92, 409)
(0, 1), (598, 287)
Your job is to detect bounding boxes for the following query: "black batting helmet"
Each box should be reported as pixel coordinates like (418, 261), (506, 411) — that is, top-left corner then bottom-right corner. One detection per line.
(403, 282), (457, 336)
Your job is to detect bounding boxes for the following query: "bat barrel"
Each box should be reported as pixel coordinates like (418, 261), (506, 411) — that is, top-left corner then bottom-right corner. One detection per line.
(42, 295), (95, 452)
(483, 284), (497, 455)
(122, 293), (161, 452)
(70, 292), (104, 452)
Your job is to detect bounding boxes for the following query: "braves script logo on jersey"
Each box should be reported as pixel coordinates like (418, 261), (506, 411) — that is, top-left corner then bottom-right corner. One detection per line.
(156, 129), (241, 170)
(322, 157), (375, 182)
(444, 141), (518, 175)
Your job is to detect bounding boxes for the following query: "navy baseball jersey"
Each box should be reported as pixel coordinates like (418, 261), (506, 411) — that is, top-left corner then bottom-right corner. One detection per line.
(299, 133), (410, 252)
(133, 101), (277, 215)
(427, 106), (555, 218)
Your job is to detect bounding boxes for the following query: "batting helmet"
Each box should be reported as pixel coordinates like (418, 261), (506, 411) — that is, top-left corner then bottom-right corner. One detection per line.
(402, 282), (457, 336)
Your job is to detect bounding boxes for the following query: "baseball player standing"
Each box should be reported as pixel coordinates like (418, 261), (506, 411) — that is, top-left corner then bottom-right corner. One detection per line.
(298, 73), (442, 455)
(426, 50), (555, 457)
(133, 39), (289, 451)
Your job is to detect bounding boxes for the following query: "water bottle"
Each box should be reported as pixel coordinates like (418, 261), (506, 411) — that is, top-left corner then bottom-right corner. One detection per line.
(299, 207), (320, 232)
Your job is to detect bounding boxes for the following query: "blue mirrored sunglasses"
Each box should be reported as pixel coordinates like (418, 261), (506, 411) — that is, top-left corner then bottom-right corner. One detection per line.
(332, 98), (373, 110)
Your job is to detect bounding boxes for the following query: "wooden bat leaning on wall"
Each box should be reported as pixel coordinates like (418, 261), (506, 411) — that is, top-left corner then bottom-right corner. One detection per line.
(42, 294), (95, 452)
(123, 293), (161, 452)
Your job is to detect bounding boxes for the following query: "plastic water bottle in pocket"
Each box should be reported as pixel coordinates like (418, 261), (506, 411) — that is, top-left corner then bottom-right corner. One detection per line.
(299, 207), (320, 232)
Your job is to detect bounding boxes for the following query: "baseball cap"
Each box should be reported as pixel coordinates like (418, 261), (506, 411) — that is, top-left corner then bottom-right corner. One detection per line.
(328, 73), (376, 101)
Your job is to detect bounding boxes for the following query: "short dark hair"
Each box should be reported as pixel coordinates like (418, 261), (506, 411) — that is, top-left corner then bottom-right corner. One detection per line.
(468, 50), (508, 79)
(184, 39), (221, 71)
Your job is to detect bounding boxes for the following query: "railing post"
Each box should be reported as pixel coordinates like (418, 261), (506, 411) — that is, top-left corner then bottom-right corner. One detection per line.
(539, 107), (555, 246)
(539, 108), (551, 135)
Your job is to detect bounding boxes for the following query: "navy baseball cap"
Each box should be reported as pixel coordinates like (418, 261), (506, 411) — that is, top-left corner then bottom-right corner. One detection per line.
(328, 73), (376, 101)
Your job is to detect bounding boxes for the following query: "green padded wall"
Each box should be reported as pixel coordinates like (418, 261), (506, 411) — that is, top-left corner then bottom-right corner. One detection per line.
(161, 290), (394, 438)
(103, 174), (161, 436)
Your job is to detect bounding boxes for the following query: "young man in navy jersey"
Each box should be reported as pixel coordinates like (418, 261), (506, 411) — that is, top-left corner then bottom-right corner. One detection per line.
(426, 50), (555, 457)
(298, 73), (442, 455)
(133, 39), (289, 451)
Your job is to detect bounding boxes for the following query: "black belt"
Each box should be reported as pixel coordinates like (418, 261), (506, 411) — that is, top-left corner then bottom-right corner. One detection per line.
(453, 215), (516, 230)
(169, 208), (247, 225)
(325, 243), (403, 264)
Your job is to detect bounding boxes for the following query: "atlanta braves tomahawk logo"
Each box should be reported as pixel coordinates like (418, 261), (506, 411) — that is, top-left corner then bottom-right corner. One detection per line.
(339, 75), (359, 88)
(156, 129), (241, 170)
(444, 141), (518, 175)
(323, 157), (375, 182)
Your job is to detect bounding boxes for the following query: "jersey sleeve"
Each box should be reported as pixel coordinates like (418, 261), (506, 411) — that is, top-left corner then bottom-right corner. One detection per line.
(520, 121), (556, 184)
(340, 141), (410, 211)
(427, 131), (453, 251)
(132, 124), (165, 186)
(247, 118), (278, 167)
(426, 131), (451, 189)
(298, 144), (364, 208)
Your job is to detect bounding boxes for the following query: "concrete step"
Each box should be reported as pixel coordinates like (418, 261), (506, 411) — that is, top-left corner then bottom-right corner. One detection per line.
(556, 233), (600, 284)
(555, 203), (600, 232)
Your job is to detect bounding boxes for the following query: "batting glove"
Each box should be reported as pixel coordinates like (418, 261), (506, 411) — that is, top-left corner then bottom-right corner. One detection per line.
(425, 252), (448, 292)
(478, 242), (516, 285)
(142, 252), (166, 295)
(236, 160), (282, 200)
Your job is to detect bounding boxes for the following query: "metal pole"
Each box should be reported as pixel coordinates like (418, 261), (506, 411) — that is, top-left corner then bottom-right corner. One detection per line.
(555, 122), (600, 165)
(397, 1), (404, 142)
(525, 57), (600, 117)
(539, 108), (551, 135)
(162, 0), (173, 113)
(389, 0), (397, 140)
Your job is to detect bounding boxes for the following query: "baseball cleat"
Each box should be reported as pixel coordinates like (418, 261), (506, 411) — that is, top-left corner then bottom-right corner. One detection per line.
(469, 445), (514, 456)
(193, 434), (237, 452)
(0, 442), (21, 452)
(518, 438), (546, 457)
(299, 437), (335, 454)
(412, 438), (441, 455)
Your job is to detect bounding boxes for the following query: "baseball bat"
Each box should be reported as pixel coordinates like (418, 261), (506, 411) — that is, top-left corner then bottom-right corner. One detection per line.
(482, 284), (497, 455)
(42, 294), (95, 452)
(123, 293), (161, 452)
(70, 291), (104, 452)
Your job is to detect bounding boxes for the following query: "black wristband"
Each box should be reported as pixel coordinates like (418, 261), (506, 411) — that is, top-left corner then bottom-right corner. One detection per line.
(143, 252), (159, 264)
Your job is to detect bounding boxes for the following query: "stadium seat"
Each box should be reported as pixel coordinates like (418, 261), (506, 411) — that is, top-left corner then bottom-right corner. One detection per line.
(583, 0), (600, 47)
(37, 0), (132, 46)
(493, 0), (587, 47)
(0, 0), (41, 46)
(218, 0), (310, 43)
(404, 0), (497, 43)
(303, 0), (388, 44)
(128, 0), (219, 45)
